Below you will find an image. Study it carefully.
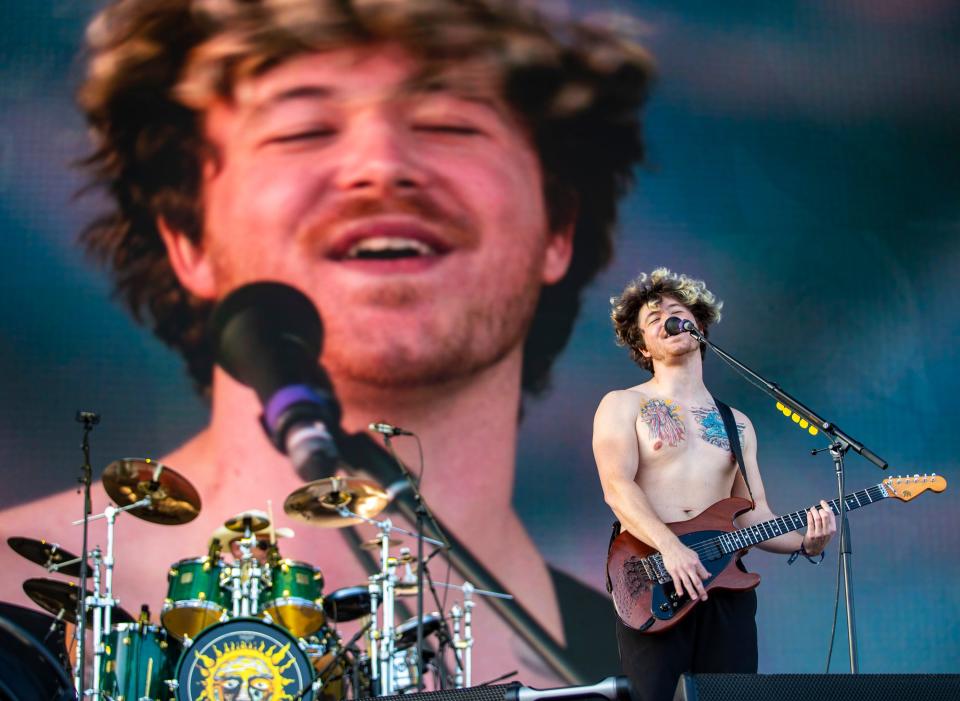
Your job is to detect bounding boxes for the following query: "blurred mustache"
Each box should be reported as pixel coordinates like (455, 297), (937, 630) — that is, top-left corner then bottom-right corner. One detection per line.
(299, 193), (479, 251)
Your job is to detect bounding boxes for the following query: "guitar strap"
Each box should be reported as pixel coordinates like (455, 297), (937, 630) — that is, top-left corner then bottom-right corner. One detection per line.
(714, 398), (755, 508)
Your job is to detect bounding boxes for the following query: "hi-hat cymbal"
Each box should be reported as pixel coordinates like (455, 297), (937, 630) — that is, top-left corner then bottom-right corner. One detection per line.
(223, 509), (271, 534)
(284, 477), (390, 527)
(102, 458), (201, 525)
(7, 537), (90, 577)
(23, 578), (133, 626)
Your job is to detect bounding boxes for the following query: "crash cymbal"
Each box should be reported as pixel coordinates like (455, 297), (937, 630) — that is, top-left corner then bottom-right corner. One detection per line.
(22, 578), (133, 626)
(284, 476), (390, 527)
(102, 458), (201, 525)
(7, 537), (90, 577)
(223, 509), (271, 534)
(323, 585), (378, 622)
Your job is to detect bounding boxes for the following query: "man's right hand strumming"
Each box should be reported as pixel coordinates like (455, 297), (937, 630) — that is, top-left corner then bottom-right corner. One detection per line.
(658, 538), (710, 602)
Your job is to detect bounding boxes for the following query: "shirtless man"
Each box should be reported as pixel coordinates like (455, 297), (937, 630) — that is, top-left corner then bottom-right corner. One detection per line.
(593, 268), (836, 701)
(0, 0), (652, 687)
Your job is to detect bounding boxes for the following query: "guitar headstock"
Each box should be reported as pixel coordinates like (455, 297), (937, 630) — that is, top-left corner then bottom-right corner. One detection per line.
(883, 474), (947, 501)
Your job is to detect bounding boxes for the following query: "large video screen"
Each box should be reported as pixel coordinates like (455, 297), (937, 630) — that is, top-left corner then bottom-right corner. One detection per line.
(1, 0), (956, 693)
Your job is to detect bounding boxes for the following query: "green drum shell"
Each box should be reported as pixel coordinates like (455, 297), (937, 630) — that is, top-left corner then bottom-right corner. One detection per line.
(161, 556), (226, 640)
(100, 623), (177, 701)
(262, 559), (325, 638)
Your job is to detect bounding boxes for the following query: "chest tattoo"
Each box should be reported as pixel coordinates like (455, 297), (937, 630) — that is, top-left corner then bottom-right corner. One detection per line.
(692, 406), (745, 451)
(639, 398), (686, 447)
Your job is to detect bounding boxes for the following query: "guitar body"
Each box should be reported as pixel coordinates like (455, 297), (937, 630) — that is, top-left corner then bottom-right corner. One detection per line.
(608, 497), (761, 633)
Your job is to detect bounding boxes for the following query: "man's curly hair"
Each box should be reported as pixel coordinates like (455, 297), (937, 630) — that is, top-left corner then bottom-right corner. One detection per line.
(78, 0), (654, 395)
(610, 268), (723, 374)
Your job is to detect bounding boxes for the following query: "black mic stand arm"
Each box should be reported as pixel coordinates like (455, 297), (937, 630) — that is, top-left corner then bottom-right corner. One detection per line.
(685, 326), (888, 674)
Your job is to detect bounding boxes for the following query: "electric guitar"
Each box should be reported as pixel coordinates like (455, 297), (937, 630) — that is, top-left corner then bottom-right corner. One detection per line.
(607, 474), (946, 633)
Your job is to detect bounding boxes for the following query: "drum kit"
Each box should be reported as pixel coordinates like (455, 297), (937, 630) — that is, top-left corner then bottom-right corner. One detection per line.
(7, 459), (510, 700)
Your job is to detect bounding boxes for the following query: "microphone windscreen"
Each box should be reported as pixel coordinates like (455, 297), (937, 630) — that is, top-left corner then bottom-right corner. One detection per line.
(208, 282), (325, 402)
(663, 316), (685, 336)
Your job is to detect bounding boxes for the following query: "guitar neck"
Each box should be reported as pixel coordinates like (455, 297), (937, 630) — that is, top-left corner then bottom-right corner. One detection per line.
(719, 482), (890, 553)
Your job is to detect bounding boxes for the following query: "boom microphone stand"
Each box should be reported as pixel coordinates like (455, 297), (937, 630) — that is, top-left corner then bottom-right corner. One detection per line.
(671, 319), (888, 673)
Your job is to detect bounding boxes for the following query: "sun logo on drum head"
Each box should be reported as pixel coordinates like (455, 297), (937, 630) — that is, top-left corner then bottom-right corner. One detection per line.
(195, 640), (297, 700)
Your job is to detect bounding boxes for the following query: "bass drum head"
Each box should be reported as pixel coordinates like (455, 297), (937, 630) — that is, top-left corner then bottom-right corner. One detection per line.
(175, 618), (314, 700)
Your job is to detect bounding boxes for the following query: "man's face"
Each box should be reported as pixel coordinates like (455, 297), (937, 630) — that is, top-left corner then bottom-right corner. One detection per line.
(637, 295), (701, 366)
(163, 44), (572, 390)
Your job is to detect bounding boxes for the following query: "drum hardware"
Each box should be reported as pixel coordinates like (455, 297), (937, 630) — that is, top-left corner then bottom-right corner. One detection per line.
(8, 537), (91, 577)
(293, 619), (372, 701)
(72, 481), (182, 695)
(60, 457), (202, 699)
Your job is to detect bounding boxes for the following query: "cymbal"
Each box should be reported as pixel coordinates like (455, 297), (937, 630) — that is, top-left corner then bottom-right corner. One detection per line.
(359, 537), (402, 551)
(23, 578), (133, 626)
(102, 458), (201, 525)
(284, 476), (390, 527)
(209, 524), (295, 549)
(223, 509), (271, 533)
(8, 537), (90, 577)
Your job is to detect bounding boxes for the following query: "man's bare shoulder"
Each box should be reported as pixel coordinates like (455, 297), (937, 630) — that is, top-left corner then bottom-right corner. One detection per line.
(596, 385), (652, 416)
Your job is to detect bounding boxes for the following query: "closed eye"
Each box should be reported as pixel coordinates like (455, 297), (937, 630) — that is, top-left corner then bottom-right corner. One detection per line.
(266, 127), (337, 144)
(413, 123), (482, 136)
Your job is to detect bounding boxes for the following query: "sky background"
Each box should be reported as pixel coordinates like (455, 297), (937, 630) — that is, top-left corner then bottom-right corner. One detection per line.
(1, 0), (958, 677)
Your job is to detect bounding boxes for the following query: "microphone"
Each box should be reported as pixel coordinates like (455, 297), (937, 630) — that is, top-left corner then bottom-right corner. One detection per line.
(503, 676), (633, 701)
(664, 316), (697, 336)
(209, 282), (342, 479)
(369, 422), (413, 437)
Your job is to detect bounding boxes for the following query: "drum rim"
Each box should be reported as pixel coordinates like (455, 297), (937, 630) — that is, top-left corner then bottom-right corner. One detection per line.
(273, 558), (321, 571)
(110, 621), (165, 633)
(162, 599), (225, 612)
(263, 596), (324, 609)
(170, 555), (224, 567)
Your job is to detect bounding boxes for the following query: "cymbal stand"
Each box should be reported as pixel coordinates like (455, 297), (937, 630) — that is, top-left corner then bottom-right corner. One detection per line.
(377, 519), (398, 695)
(74, 496), (149, 698)
(336, 506), (445, 695)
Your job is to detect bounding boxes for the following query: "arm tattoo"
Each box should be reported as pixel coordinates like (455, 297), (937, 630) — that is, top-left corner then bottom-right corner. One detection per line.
(692, 406), (745, 451)
(639, 398), (686, 447)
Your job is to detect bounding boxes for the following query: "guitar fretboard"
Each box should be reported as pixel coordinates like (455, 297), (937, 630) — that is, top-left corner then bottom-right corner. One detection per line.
(643, 482), (892, 581)
(717, 483), (889, 554)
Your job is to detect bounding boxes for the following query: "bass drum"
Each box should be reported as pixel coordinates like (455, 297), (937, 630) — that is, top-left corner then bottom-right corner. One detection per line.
(175, 618), (314, 700)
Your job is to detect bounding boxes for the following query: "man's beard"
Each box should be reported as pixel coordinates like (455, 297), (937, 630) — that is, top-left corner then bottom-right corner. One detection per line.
(320, 280), (540, 390)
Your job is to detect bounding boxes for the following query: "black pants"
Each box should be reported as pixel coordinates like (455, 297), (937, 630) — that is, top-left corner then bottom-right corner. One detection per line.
(615, 589), (758, 701)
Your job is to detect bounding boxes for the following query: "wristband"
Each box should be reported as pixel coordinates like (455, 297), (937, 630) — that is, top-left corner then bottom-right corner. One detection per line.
(788, 543), (825, 565)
